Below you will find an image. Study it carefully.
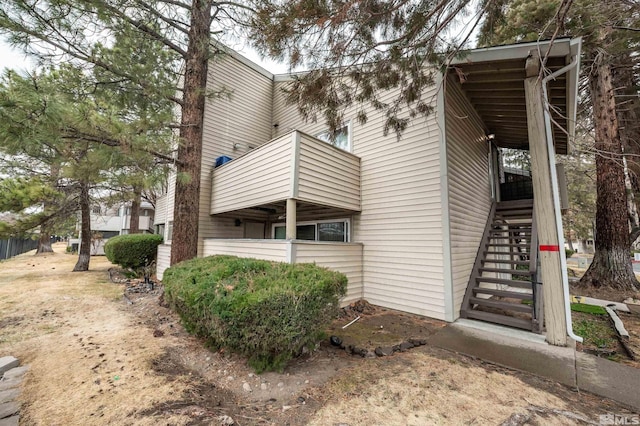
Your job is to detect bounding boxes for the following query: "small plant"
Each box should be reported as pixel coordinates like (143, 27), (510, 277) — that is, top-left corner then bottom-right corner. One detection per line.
(104, 234), (163, 274)
(570, 303), (607, 315)
(573, 318), (616, 349)
(163, 255), (347, 372)
(565, 248), (575, 258)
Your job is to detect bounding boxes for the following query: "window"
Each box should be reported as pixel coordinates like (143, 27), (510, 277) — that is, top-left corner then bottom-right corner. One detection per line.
(155, 224), (165, 238)
(166, 221), (173, 241)
(273, 219), (349, 242)
(316, 123), (351, 152)
(91, 206), (101, 215)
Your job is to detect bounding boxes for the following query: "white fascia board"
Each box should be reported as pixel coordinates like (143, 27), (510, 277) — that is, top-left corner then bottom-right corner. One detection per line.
(565, 38), (582, 141)
(436, 72), (455, 322)
(211, 41), (274, 80)
(450, 38), (574, 65)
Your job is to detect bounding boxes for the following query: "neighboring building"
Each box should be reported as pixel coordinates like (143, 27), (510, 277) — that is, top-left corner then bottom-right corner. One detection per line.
(71, 201), (155, 255)
(156, 39), (581, 340)
(90, 202), (155, 238)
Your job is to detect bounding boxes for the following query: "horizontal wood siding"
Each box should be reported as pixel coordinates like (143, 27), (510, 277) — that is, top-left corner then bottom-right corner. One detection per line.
(202, 239), (288, 262)
(445, 78), (492, 319)
(211, 135), (293, 214)
(199, 55), (274, 255)
(154, 194), (167, 225)
(164, 172), (176, 242)
(273, 81), (447, 320)
(296, 134), (361, 211)
(293, 242), (363, 304)
(156, 244), (172, 280)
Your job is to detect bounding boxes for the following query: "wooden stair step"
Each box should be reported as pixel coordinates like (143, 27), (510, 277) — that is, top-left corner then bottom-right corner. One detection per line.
(482, 259), (530, 266)
(472, 288), (532, 299)
(461, 309), (534, 331)
(480, 267), (534, 275)
(487, 243), (529, 248)
(496, 200), (534, 209)
(496, 212), (533, 217)
(489, 235), (531, 239)
(476, 276), (533, 288)
(484, 251), (529, 255)
(469, 297), (533, 313)
(490, 228), (532, 233)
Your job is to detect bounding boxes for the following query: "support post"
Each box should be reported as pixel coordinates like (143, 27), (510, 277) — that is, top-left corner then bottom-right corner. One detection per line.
(286, 198), (297, 240)
(524, 50), (568, 346)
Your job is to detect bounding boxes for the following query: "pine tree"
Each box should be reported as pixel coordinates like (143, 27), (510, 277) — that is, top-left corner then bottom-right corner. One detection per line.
(0, 66), (171, 270)
(249, 0), (476, 136)
(0, 0), (253, 265)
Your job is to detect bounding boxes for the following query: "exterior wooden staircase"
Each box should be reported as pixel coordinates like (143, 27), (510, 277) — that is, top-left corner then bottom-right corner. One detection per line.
(460, 199), (543, 332)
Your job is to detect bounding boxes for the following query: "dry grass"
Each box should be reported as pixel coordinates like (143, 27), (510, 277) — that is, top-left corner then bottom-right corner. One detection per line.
(309, 353), (580, 425)
(0, 244), (631, 425)
(0, 244), (191, 425)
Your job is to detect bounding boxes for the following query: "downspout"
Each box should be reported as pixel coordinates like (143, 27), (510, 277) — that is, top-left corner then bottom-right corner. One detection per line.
(541, 52), (583, 344)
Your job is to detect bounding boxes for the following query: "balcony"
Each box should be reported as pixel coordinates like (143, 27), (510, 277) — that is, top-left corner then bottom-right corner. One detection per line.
(211, 131), (361, 215)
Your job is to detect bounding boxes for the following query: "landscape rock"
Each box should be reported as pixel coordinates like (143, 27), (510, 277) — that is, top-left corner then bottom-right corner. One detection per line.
(408, 338), (427, 346)
(242, 382), (252, 392)
(2, 367), (28, 381)
(260, 383), (268, 391)
(0, 415), (19, 426)
(0, 380), (20, 393)
(0, 358), (18, 377)
(218, 414), (234, 425)
(374, 346), (394, 357)
(399, 341), (414, 351)
(0, 389), (19, 405)
(0, 401), (19, 420)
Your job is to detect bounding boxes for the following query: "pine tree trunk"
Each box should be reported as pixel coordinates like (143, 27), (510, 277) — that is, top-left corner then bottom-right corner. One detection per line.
(580, 47), (638, 291)
(36, 224), (53, 254)
(129, 187), (141, 234)
(612, 51), (640, 247)
(73, 181), (91, 272)
(170, 0), (212, 266)
(37, 163), (58, 254)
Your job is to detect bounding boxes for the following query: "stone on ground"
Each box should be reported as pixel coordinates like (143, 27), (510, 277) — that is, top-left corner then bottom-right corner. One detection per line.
(0, 359), (18, 377)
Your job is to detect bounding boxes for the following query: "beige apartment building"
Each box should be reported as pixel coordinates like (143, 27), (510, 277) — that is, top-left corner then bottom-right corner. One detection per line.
(154, 38), (581, 340)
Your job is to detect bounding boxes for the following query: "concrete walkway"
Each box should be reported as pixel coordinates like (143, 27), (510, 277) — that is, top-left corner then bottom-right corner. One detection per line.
(429, 319), (640, 411)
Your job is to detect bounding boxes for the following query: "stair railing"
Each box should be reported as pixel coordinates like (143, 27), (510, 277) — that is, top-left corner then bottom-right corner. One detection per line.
(529, 209), (544, 333)
(460, 201), (497, 317)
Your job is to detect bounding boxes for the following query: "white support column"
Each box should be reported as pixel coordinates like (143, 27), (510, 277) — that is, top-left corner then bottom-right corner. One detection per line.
(285, 198), (297, 240)
(524, 51), (568, 346)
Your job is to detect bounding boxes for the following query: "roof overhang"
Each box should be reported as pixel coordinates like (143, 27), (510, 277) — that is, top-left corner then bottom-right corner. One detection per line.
(448, 38), (582, 155)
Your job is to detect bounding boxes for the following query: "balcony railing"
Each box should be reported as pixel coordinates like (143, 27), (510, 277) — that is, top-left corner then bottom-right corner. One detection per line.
(211, 131), (361, 214)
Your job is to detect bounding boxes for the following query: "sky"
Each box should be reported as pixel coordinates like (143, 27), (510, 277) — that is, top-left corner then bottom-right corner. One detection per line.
(0, 36), (290, 75)
(0, 39), (35, 73)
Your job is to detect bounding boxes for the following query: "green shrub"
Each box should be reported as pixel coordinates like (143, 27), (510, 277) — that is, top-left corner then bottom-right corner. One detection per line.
(104, 234), (163, 270)
(565, 248), (575, 258)
(163, 255), (347, 372)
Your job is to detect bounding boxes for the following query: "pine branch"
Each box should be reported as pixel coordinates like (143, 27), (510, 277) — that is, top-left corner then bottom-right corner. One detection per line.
(99, 3), (188, 57)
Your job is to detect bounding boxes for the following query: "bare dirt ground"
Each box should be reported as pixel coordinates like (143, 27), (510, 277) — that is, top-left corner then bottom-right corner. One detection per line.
(0, 243), (636, 425)
(569, 274), (640, 368)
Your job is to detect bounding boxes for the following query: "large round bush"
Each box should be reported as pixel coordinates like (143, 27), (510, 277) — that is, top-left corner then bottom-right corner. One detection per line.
(104, 233), (163, 269)
(163, 255), (347, 372)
